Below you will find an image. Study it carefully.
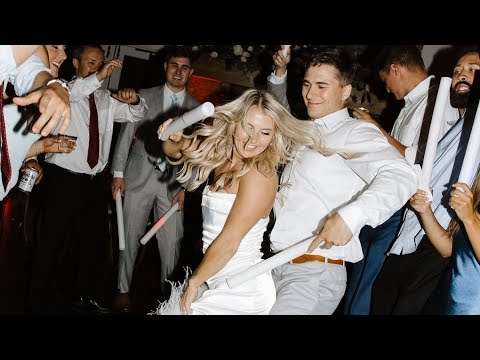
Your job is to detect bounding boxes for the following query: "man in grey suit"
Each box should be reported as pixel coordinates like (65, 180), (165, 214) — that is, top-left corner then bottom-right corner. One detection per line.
(110, 46), (200, 312)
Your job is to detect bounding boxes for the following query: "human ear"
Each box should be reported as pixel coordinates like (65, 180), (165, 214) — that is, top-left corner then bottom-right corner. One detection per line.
(342, 84), (352, 101)
(391, 63), (399, 76)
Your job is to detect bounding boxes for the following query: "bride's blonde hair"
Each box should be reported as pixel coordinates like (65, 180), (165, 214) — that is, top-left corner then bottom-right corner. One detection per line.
(172, 88), (329, 191)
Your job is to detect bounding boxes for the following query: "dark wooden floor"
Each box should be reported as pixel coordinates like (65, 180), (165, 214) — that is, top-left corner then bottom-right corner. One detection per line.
(126, 189), (205, 314)
(0, 183), (347, 316)
(0, 186), (205, 315)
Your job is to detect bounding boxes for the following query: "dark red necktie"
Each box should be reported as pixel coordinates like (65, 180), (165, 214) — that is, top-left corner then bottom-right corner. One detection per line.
(87, 93), (99, 168)
(0, 84), (12, 190)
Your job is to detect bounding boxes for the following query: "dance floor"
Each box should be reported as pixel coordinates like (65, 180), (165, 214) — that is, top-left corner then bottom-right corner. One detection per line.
(0, 187), (204, 315)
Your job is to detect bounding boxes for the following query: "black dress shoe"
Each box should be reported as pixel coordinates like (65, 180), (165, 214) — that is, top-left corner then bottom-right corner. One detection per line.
(72, 298), (113, 314)
(112, 292), (131, 313)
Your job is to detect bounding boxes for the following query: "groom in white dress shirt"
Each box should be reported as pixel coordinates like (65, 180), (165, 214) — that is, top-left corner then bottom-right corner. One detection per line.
(267, 45), (418, 315)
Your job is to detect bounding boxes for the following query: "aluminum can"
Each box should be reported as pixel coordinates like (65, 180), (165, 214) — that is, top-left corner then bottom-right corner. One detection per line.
(19, 167), (38, 193)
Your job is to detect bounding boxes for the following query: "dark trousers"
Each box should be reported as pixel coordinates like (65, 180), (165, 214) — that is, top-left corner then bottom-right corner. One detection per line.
(29, 163), (110, 314)
(370, 236), (450, 315)
(344, 207), (404, 315)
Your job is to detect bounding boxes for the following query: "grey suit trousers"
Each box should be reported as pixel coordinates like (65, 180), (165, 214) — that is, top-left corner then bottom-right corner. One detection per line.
(118, 167), (183, 295)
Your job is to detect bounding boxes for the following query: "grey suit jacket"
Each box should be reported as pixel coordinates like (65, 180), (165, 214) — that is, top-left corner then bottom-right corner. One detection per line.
(111, 85), (200, 193)
(268, 78), (291, 113)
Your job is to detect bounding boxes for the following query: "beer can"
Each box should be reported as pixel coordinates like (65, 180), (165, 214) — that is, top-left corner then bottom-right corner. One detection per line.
(19, 167), (39, 193)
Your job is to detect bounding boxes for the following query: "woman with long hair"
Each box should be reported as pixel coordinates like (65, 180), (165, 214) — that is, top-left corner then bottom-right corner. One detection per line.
(410, 171), (480, 314)
(155, 88), (330, 315)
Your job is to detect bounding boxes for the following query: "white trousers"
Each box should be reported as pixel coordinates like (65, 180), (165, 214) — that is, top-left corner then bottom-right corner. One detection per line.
(269, 261), (347, 315)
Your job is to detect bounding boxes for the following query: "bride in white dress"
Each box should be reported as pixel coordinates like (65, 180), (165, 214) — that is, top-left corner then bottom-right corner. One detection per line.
(155, 88), (327, 315)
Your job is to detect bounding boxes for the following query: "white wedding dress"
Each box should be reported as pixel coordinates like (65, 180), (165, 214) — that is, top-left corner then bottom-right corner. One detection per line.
(154, 185), (276, 315)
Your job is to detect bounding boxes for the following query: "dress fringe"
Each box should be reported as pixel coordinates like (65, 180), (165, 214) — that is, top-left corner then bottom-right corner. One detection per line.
(148, 267), (191, 315)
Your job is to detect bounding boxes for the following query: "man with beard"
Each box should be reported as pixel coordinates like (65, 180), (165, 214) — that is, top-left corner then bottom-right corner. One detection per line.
(370, 48), (480, 315)
(344, 45), (459, 315)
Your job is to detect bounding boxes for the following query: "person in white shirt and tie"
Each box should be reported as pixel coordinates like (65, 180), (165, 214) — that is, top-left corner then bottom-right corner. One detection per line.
(0, 45), (71, 203)
(110, 46), (200, 313)
(267, 45), (417, 315)
(344, 45), (460, 315)
(29, 45), (148, 315)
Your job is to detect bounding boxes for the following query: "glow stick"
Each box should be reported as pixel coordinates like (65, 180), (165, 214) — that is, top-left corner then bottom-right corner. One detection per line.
(115, 190), (125, 251)
(139, 203), (180, 245)
(224, 237), (325, 289)
(419, 77), (452, 200)
(458, 100), (480, 185)
(159, 102), (214, 141)
(282, 45), (291, 58)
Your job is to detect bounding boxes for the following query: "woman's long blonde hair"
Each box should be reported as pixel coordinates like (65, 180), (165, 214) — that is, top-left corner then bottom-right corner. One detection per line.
(171, 88), (329, 191)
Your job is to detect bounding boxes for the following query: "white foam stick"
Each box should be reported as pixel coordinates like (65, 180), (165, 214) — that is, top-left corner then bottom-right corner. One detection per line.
(412, 164), (431, 200)
(282, 45), (291, 58)
(115, 190), (126, 251)
(139, 203), (180, 245)
(458, 101), (480, 185)
(223, 237), (325, 289)
(419, 77), (452, 200)
(159, 102), (215, 141)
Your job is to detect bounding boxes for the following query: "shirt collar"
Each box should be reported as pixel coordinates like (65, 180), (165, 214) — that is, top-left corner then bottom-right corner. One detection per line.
(313, 107), (351, 129)
(164, 84), (186, 103)
(404, 75), (434, 106)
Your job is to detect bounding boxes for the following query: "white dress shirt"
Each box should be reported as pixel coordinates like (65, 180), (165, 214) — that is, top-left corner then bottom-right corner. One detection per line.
(45, 73), (148, 175)
(267, 70), (287, 85)
(8, 55), (51, 96)
(0, 104), (41, 201)
(389, 117), (471, 255)
(163, 85), (186, 111)
(270, 107), (418, 263)
(393, 76), (459, 164)
(0, 48), (50, 201)
(0, 46), (16, 85)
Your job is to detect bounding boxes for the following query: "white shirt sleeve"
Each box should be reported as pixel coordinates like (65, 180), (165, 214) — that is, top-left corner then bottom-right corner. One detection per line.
(267, 70), (287, 85)
(113, 171), (124, 178)
(112, 95), (149, 123)
(337, 122), (418, 236)
(404, 144), (418, 165)
(0, 45), (16, 84)
(68, 73), (102, 102)
(8, 54), (50, 96)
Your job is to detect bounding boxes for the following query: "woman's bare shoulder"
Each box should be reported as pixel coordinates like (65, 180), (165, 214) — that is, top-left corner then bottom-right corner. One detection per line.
(242, 167), (278, 189)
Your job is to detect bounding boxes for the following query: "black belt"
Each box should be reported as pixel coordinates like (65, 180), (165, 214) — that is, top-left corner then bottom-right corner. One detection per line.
(46, 163), (102, 179)
(66, 168), (101, 179)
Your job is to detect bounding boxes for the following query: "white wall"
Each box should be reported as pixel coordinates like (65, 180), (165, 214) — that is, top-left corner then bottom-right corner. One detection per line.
(421, 45), (451, 70)
(101, 45), (164, 90)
